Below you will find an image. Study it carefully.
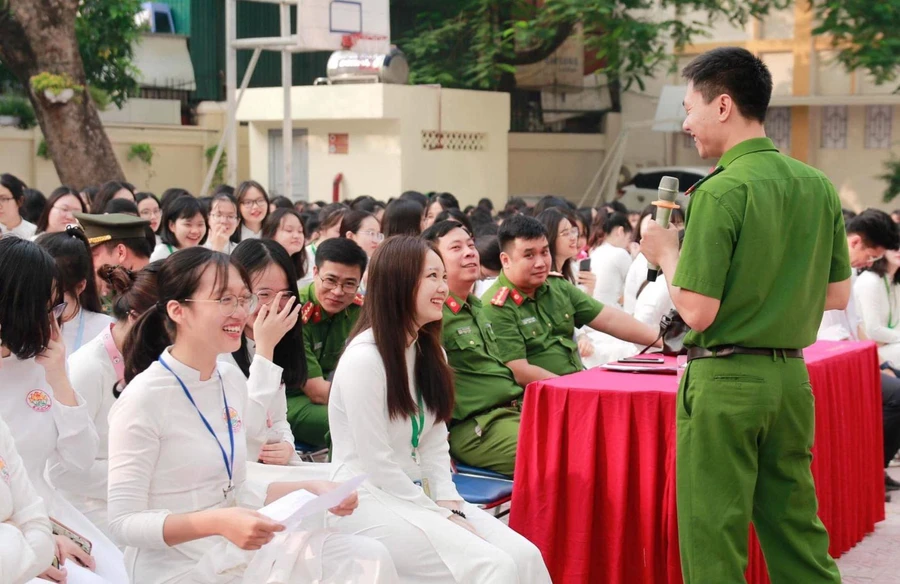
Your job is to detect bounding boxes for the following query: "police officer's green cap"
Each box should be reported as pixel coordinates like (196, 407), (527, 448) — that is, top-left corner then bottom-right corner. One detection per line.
(74, 212), (151, 246)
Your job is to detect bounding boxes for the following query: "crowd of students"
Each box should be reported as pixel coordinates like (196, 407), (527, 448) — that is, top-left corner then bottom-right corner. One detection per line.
(0, 169), (897, 583)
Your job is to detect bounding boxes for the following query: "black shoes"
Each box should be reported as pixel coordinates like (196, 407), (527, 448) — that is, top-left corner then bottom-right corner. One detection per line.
(886, 472), (900, 492)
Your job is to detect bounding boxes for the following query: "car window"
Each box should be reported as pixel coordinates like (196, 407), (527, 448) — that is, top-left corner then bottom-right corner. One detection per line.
(632, 172), (664, 190)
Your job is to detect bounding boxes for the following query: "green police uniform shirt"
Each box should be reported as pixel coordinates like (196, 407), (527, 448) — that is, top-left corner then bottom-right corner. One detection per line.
(480, 272), (605, 376)
(442, 292), (524, 421)
(295, 282), (362, 397)
(673, 137), (851, 350)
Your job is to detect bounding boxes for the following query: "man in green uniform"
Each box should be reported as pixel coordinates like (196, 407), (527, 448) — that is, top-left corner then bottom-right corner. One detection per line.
(641, 47), (847, 583)
(75, 212), (154, 313)
(288, 237), (367, 447)
(422, 220), (523, 476)
(480, 214), (659, 385)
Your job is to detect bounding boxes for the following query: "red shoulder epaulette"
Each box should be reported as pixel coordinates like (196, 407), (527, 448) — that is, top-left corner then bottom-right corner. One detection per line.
(510, 288), (524, 306)
(353, 293), (364, 306)
(491, 287), (510, 306)
(445, 296), (462, 314)
(301, 301), (318, 325)
(685, 165), (723, 197)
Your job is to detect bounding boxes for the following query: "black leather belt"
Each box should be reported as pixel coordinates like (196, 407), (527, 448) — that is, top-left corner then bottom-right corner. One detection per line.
(687, 346), (804, 363)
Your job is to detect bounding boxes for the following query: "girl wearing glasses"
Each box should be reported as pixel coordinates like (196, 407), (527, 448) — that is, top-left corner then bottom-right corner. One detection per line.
(36, 227), (114, 357)
(262, 208), (310, 284)
(150, 195), (208, 262)
(50, 263), (161, 539)
(225, 238), (305, 467)
(109, 247), (397, 584)
(328, 236), (551, 583)
(204, 192), (240, 254)
(135, 192), (163, 243)
(0, 236), (127, 583)
(232, 180), (270, 243)
(0, 173), (37, 239)
(35, 186), (88, 237)
(340, 210), (383, 258)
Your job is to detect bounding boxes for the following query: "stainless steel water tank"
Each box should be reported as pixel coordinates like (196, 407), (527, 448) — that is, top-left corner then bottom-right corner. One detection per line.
(325, 49), (409, 84)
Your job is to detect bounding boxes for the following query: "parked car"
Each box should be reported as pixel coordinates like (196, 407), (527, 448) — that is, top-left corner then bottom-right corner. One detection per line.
(616, 166), (709, 211)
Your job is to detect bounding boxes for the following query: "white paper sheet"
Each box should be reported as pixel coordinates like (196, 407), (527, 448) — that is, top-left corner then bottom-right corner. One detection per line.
(258, 474), (369, 530)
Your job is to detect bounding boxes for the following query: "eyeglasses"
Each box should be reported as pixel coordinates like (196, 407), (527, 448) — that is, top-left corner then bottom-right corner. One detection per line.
(53, 205), (79, 215)
(559, 228), (580, 239)
(318, 274), (359, 295)
(210, 213), (238, 222)
(256, 289), (296, 308)
(241, 199), (267, 209)
(181, 294), (259, 317)
(140, 209), (162, 218)
(358, 230), (384, 242)
(49, 301), (67, 321)
(0, 196), (14, 206)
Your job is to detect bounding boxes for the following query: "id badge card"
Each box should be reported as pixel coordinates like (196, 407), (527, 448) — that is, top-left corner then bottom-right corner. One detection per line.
(409, 453), (432, 499)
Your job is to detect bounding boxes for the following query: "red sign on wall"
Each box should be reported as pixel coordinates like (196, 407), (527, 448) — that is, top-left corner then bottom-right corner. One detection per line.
(329, 133), (349, 154)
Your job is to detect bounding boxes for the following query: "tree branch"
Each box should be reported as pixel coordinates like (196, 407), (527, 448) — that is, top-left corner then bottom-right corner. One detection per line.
(503, 20), (576, 66)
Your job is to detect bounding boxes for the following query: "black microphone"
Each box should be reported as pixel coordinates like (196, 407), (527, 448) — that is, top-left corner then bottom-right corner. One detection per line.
(647, 175), (679, 282)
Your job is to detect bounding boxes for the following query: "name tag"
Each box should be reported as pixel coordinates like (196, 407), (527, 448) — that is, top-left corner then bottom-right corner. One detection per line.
(456, 326), (472, 336)
(521, 316), (538, 325)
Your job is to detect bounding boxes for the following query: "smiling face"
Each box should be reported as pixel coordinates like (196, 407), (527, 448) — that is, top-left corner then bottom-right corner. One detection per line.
(847, 234), (886, 270)
(554, 218), (579, 265)
(240, 187), (268, 228)
(176, 264), (252, 355)
(171, 212), (207, 249)
(348, 215), (382, 256)
(313, 260), (362, 315)
(435, 227), (479, 290)
(682, 81), (730, 160)
(414, 249), (449, 328)
(209, 199), (239, 239)
(244, 262), (292, 338)
(0, 184), (20, 226)
(274, 213), (305, 256)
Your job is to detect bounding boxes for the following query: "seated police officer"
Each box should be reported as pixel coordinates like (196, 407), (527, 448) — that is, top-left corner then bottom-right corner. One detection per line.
(422, 220), (522, 476)
(288, 237), (367, 448)
(481, 214), (659, 383)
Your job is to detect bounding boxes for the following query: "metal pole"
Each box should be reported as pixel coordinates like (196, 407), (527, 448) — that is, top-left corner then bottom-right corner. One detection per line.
(226, 0), (238, 186)
(201, 48), (262, 196)
(280, 2), (292, 199)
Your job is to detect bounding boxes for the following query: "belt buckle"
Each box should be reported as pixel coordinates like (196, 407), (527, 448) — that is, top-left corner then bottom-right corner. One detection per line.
(716, 346), (736, 358)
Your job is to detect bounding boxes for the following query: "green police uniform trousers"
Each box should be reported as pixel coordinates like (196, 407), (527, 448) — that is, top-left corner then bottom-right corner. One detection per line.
(677, 353), (841, 583)
(286, 394), (330, 449)
(448, 407), (520, 477)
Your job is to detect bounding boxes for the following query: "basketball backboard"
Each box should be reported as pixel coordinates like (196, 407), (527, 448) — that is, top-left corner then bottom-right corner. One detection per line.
(296, 0), (390, 53)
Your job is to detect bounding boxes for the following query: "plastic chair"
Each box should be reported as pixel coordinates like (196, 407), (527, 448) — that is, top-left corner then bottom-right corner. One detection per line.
(455, 462), (512, 480)
(294, 441), (328, 463)
(451, 473), (513, 518)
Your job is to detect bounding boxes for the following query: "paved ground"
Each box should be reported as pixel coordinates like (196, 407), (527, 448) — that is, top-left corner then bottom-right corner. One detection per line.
(835, 465), (900, 583)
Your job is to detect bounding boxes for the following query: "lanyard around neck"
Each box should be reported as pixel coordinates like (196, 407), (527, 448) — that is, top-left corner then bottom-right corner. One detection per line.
(72, 308), (87, 352)
(159, 357), (235, 497)
(410, 388), (425, 455)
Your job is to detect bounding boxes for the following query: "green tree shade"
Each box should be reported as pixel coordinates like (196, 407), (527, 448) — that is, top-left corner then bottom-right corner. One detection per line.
(393, 0), (791, 92)
(1, 0), (142, 107)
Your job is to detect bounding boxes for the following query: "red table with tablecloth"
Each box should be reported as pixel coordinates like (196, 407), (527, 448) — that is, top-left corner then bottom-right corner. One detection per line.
(508, 341), (884, 584)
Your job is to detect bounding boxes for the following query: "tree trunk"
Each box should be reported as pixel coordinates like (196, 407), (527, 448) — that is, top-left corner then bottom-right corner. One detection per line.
(0, 0), (124, 189)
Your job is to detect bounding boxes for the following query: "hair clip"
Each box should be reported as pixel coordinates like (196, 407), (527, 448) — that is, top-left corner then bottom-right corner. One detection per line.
(65, 224), (84, 237)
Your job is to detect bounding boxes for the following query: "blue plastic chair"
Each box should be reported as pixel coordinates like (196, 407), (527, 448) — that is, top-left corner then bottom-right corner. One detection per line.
(455, 463), (512, 481)
(451, 473), (513, 517)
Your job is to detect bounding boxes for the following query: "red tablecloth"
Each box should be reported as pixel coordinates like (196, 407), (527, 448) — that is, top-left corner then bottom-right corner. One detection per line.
(509, 341), (884, 584)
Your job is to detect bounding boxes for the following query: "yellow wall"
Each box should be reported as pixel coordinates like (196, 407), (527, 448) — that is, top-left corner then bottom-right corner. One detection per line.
(508, 133), (608, 201)
(0, 115), (250, 197)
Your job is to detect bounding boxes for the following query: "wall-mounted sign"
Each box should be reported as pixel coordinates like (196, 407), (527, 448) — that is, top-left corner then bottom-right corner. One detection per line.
(329, 133), (349, 154)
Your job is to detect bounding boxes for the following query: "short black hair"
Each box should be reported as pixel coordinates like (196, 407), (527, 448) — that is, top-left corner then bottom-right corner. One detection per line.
(350, 195), (379, 213)
(435, 208), (473, 232)
(315, 237), (368, 274)
(159, 195), (208, 247)
(429, 192), (459, 211)
(682, 47), (773, 123)
(533, 196), (570, 215)
(604, 212), (633, 235)
(603, 200), (628, 215)
(477, 197), (494, 212)
(421, 220), (470, 244)
(382, 199), (424, 238)
(475, 235), (502, 272)
(339, 210), (376, 237)
(0, 173), (26, 202)
(104, 198), (139, 215)
(270, 195), (293, 210)
(399, 190), (428, 208)
(21, 188), (46, 223)
(498, 214), (548, 252)
(846, 209), (900, 250)
(0, 236), (59, 358)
